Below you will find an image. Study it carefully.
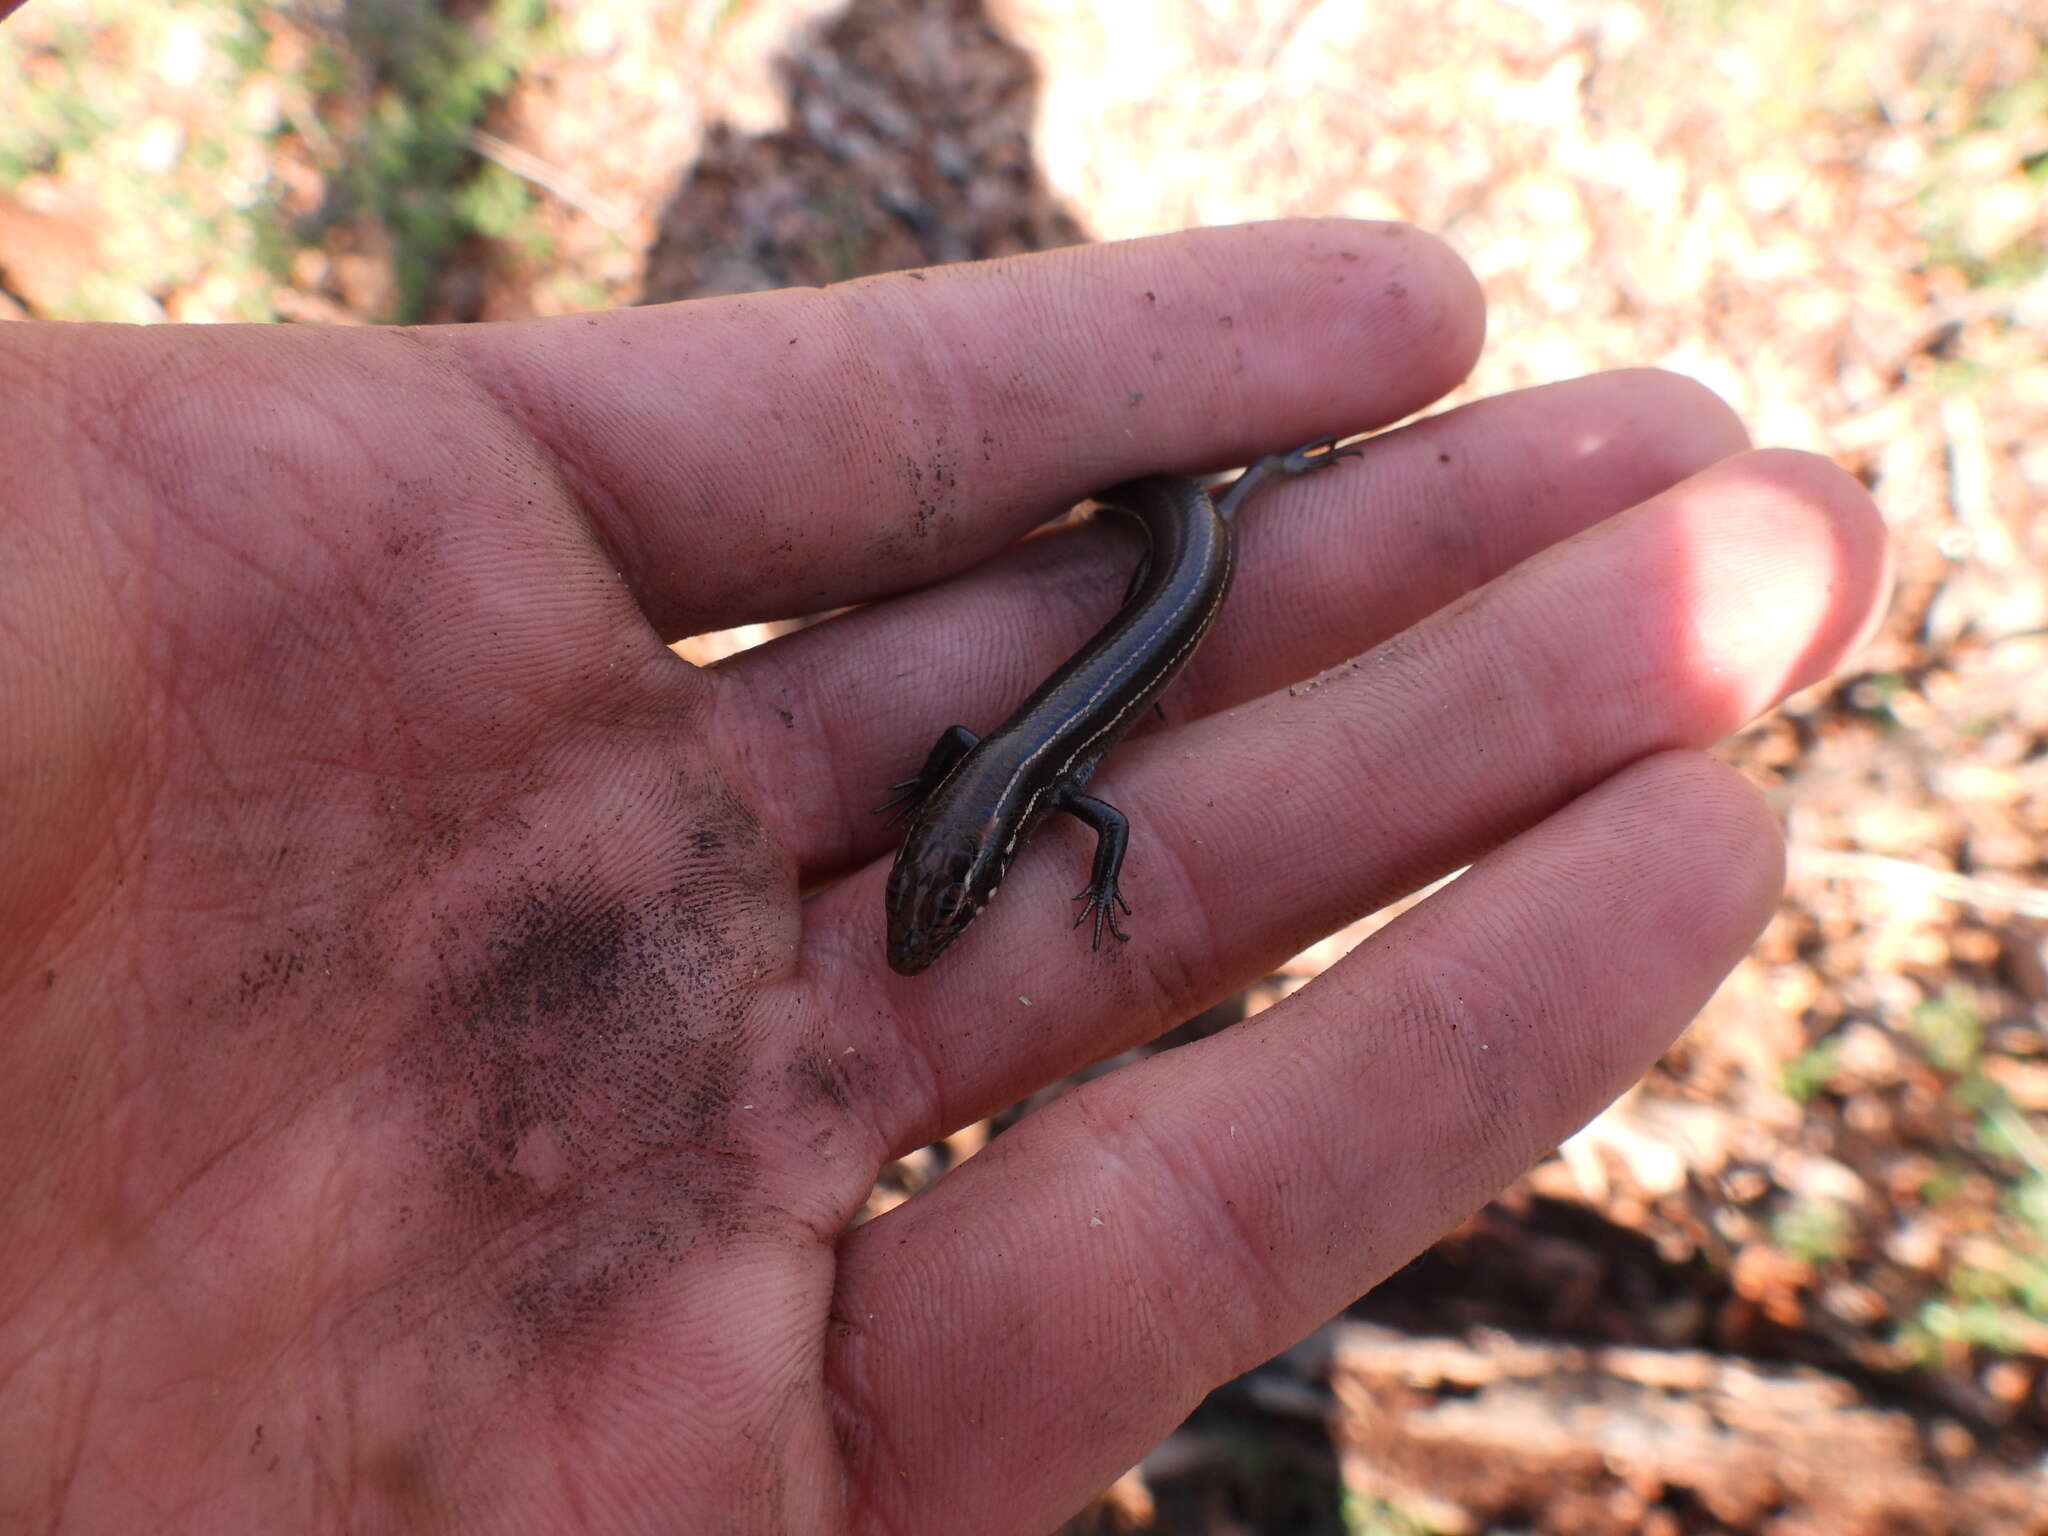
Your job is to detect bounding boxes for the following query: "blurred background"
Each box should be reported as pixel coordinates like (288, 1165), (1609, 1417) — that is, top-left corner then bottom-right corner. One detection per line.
(4, 0), (2044, 1529)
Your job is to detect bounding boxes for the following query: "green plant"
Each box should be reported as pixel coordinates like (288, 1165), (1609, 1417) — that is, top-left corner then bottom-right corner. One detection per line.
(1342, 1492), (1450, 1536)
(1909, 984), (1984, 1076)
(1842, 671), (1908, 729)
(326, 0), (554, 320)
(1772, 1197), (1852, 1266)
(1781, 1038), (1844, 1102)
(1896, 1134), (2048, 1363)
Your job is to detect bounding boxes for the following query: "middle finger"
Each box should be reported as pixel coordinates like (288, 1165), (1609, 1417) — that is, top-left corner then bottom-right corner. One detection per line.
(807, 445), (1884, 1150)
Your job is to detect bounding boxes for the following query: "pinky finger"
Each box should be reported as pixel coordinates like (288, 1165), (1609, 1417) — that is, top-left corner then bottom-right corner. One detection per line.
(828, 750), (1783, 1536)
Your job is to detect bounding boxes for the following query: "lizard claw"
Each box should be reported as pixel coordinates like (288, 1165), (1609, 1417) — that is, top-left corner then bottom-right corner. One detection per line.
(1071, 885), (1133, 949)
(1282, 435), (1363, 474)
(872, 775), (927, 826)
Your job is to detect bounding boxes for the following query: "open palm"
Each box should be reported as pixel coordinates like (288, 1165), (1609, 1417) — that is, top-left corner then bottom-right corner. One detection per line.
(0, 221), (1885, 1533)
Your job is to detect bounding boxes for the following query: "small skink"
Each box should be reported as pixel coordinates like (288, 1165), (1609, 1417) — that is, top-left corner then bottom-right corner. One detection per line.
(879, 435), (1360, 975)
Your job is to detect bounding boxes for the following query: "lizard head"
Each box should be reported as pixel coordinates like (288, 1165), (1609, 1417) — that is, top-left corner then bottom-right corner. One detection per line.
(884, 820), (1011, 976)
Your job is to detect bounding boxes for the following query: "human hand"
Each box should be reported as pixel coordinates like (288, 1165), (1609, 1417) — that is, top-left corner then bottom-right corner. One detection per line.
(0, 221), (1886, 1533)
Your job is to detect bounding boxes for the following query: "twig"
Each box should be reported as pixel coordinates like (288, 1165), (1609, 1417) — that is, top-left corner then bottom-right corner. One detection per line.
(1789, 845), (2048, 921)
(467, 130), (635, 233)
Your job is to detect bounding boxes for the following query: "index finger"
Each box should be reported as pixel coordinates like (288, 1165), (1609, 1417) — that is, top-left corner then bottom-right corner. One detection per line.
(423, 220), (1484, 638)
